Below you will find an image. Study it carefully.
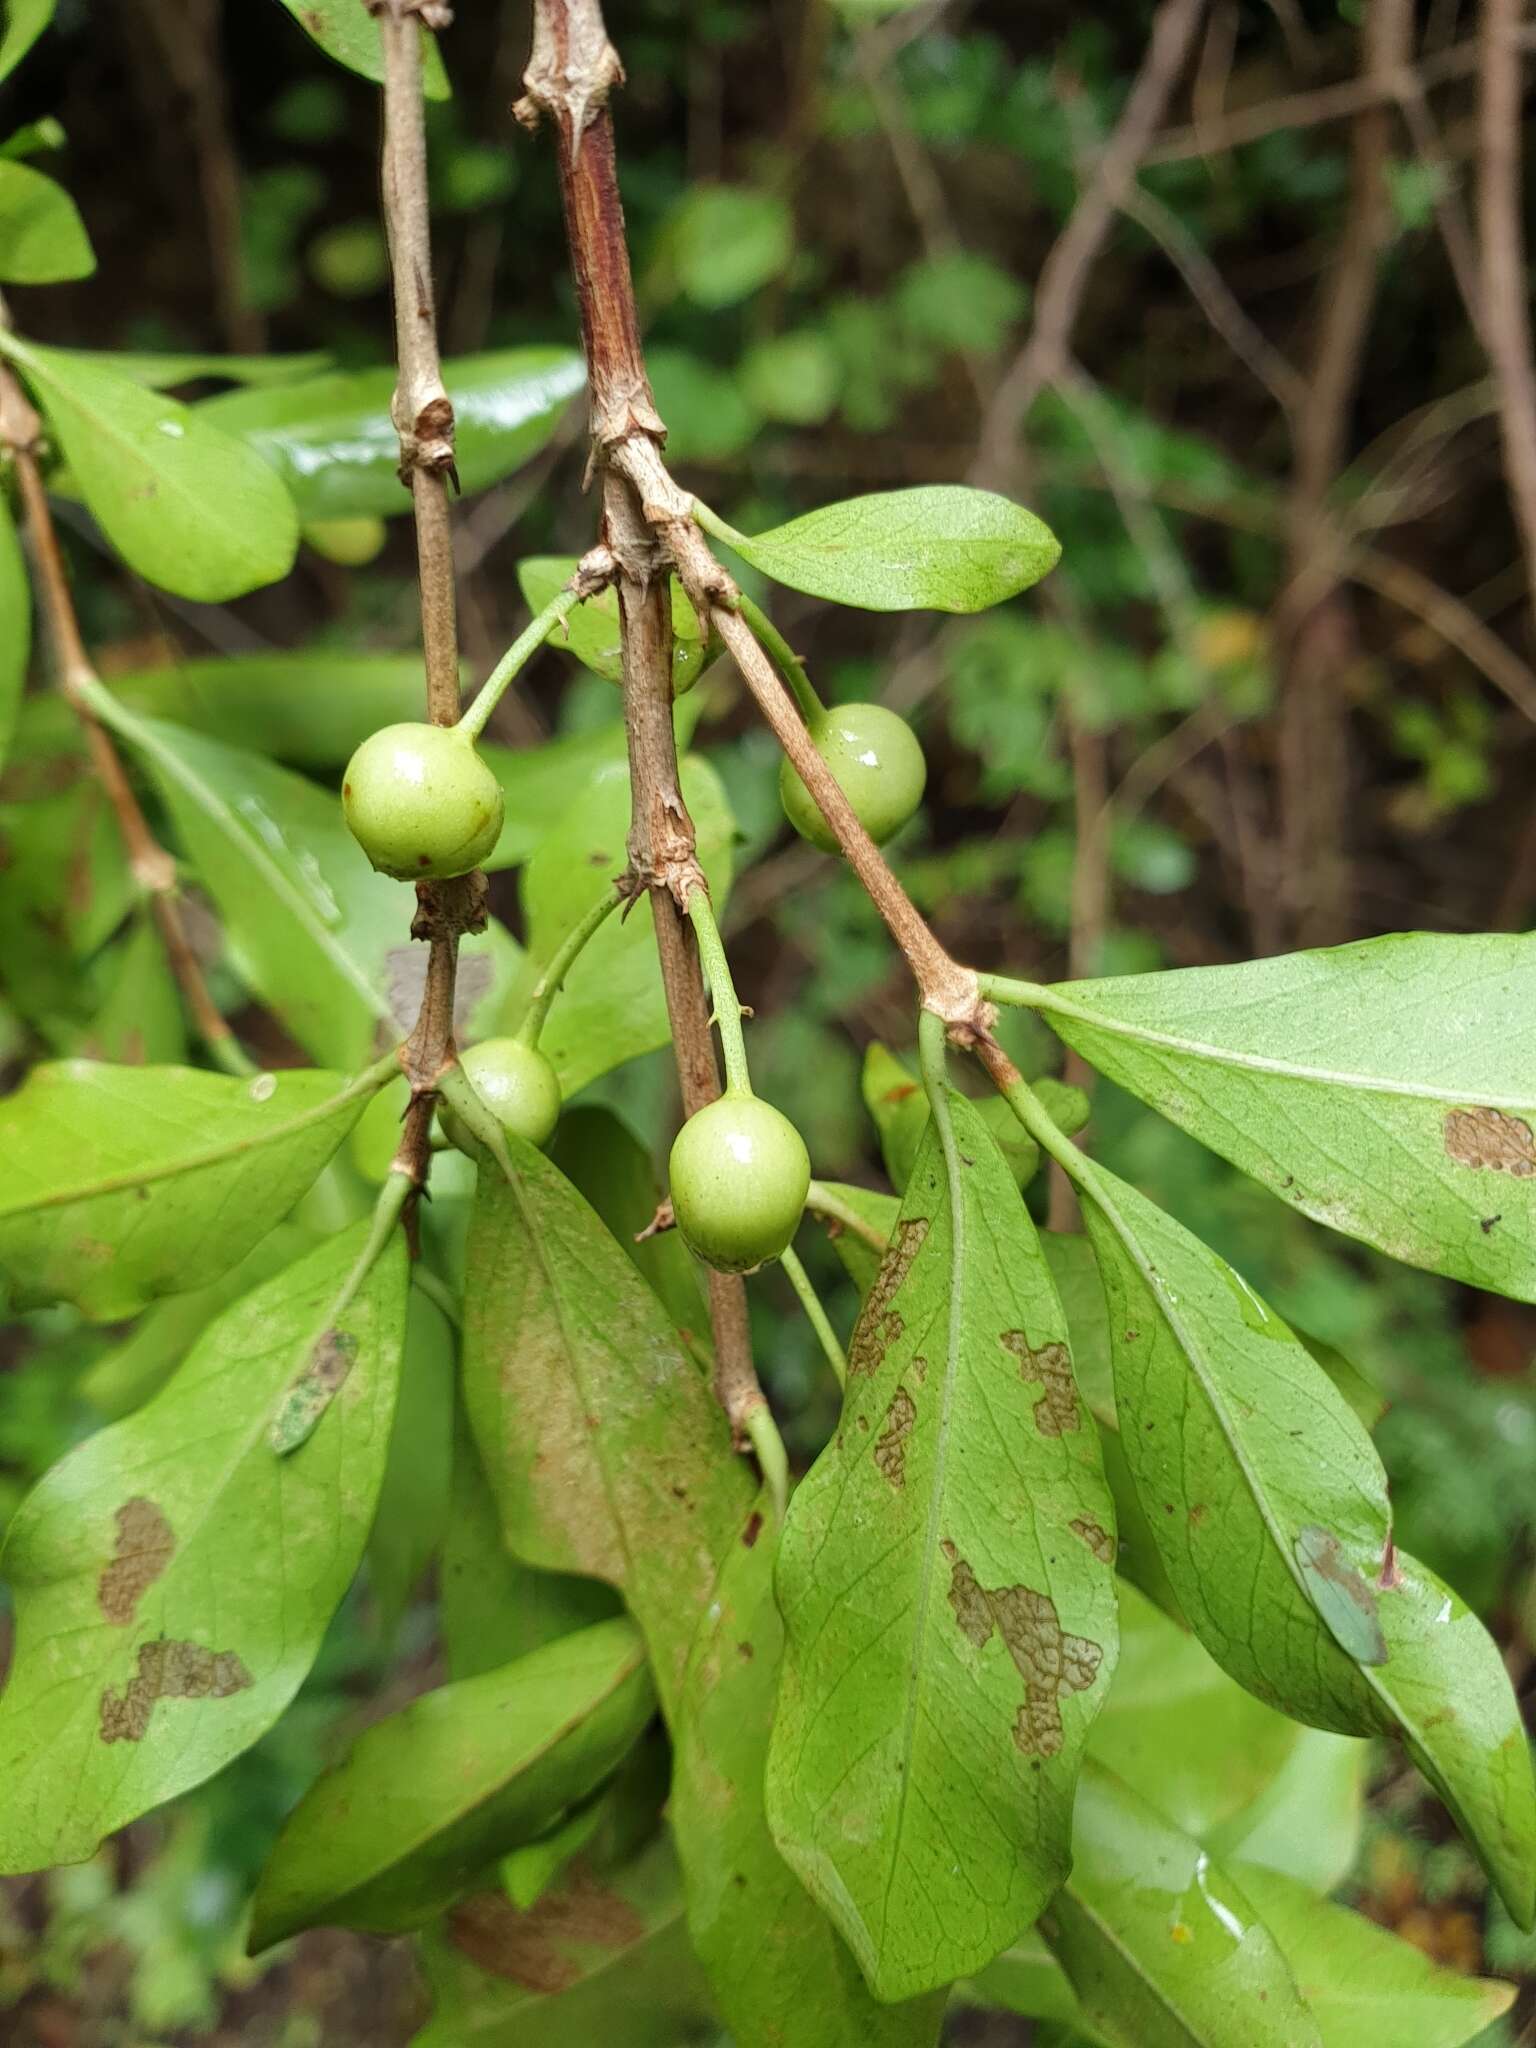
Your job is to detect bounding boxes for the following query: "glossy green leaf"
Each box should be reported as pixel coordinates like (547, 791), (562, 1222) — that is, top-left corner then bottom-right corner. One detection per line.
(1041, 1763), (1320, 2048)
(1230, 1864), (1515, 2048)
(272, 0), (449, 98)
(480, 722), (629, 871)
(199, 349), (584, 521)
(100, 705), (518, 1069)
(769, 1096), (1119, 2000)
(112, 653), (426, 769)
(73, 912), (187, 1066)
(0, 1224), (406, 1871)
(412, 1837), (715, 2047)
(441, 1407), (621, 1685)
(1210, 1731), (1367, 1893)
(503, 755), (735, 1096)
(1041, 933), (1536, 1300)
(367, 1287), (455, 1640)
(516, 556), (712, 696)
(0, 159), (92, 281)
(0, 487), (30, 777)
(548, 1106), (706, 1342)
(809, 1179), (900, 1295)
(0, 1059), (385, 1320)
(723, 485), (1060, 613)
(4, 338), (299, 600)
(672, 1492), (947, 2048)
(970, 1929), (1100, 2032)
(55, 346), (332, 389)
(1078, 1160), (1536, 1923)
(0, 0), (54, 84)
(460, 1136), (752, 1717)
(250, 1618), (655, 1946)
(861, 1039), (1067, 1190)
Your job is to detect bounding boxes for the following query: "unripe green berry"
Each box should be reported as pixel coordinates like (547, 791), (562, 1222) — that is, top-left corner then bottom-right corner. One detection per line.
(343, 723), (504, 881)
(442, 1038), (563, 1154)
(779, 703), (927, 854)
(668, 1094), (810, 1274)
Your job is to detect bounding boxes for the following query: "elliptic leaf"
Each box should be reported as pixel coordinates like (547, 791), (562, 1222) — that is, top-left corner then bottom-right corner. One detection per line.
(271, 0), (450, 98)
(0, 1224), (406, 1871)
(460, 1136), (752, 1717)
(250, 1618), (656, 1946)
(4, 337), (299, 600)
(55, 346), (332, 389)
(198, 349), (584, 521)
(0, 159), (92, 282)
(769, 1097), (1119, 2000)
(1041, 1763), (1321, 2048)
(724, 485), (1061, 613)
(0, 1059), (386, 1319)
(516, 556), (711, 695)
(112, 652), (426, 769)
(1040, 934), (1536, 1300)
(0, 0), (54, 83)
(672, 1492), (948, 2048)
(367, 1286), (455, 1639)
(0, 485), (30, 776)
(1078, 1160), (1536, 1924)
(1230, 1863), (1516, 2048)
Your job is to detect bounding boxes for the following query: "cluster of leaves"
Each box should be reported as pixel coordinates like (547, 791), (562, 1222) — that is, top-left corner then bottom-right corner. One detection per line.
(1, 5), (1534, 2046)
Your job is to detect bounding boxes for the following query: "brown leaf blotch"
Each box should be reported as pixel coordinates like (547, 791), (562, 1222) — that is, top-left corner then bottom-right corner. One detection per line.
(448, 1862), (645, 1991)
(97, 1497), (175, 1625)
(1069, 1517), (1114, 1564)
(1002, 1332), (1081, 1437)
(942, 1541), (1102, 1758)
(1444, 1107), (1536, 1177)
(872, 1387), (916, 1491)
(847, 1218), (929, 1377)
(99, 1637), (252, 1743)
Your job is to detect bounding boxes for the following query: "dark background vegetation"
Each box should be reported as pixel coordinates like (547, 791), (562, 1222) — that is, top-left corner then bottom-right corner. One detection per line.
(3, 0), (1536, 2039)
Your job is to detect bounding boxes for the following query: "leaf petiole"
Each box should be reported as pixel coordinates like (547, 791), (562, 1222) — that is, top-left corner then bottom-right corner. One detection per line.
(686, 885), (753, 1098)
(745, 1403), (789, 1522)
(691, 496), (751, 551)
(455, 584), (588, 744)
(735, 592), (825, 724)
(780, 1244), (848, 1388)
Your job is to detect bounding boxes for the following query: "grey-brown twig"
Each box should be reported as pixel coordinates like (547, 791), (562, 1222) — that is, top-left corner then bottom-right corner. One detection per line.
(1478, 0), (1536, 647)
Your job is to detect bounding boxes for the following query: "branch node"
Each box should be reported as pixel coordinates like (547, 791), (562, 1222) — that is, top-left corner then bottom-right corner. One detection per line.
(516, 4), (625, 142)
(411, 870), (489, 944)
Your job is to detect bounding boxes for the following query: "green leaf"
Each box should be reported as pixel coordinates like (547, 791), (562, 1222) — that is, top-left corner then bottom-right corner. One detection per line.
(111, 653), (427, 769)
(1076, 1161), (1536, 1923)
(441, 1407), (621, 1685)
(672, 1493), (948, 2048)
(250, 1618), (655, 1946)
(101, 707), (519, 1069)
(480, 723), (628, 871)
(0, 486), (30, 776)
(1230, 1864), (1516, 2048)
(460, 1137), (752, 1718)
(0, 159), (92, 281)
(971, 1929), (1100, 2032)
(663, 184), (793, 308)
(52, 346), (333, 389)
(0, 1223), (406, 1871)
(861, 1040), (1046, 1190)
(723, 486), (1060, 613)
(809, 1179), (900, 1295)
(769, 1096), (1119, 2000)
(4, 338), (299, 601)
(1040, 934), (1536, 1300)
(504, 755), (734, 1096)
(516, 557), (711, 696)
(411, 1837), (716, 2048)
(548, 1106), (706, 1342)
(0, 1059), (385, 1319)
(198, 349), (584, 521)
(0, 0), (54, 83)
(367, 1286), (455, 1640)
(272, 0), (450, 99)
(1041, 1763), (1321, 2048)
(74, 911), (187, 1066)
(1209, 1729), (1366, 1893)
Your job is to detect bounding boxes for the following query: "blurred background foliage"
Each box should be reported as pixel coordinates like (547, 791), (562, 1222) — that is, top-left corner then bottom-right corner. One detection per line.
(2, 0), (1536, 2039)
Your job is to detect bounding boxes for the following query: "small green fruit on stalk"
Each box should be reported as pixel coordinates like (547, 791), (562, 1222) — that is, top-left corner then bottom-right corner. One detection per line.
(669, 1095), (811, 1274)
(441, 1038), (563, 1154)
(342, 722), (503, 880)
(780, 703), (926, 853)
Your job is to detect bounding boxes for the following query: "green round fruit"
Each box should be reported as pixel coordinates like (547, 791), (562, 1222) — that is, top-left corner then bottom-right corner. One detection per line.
(442, 1037), (562, 1153)
(342, 722), (504, 880)
(779, 703), (927, 854)
(668, 1094), (810, 1274)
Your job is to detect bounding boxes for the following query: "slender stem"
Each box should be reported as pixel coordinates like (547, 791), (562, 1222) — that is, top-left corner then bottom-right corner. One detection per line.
(516, 881), (624, 1044)
(806, 1180), (890, 1254)
(458, 586), (586, 742)
(692, 498), (750, 549)
(973, 1042), (1093, 1193)
(735, 588), (825, 724)
(411, 1263), (463, 1329)
(745, 1404), (789, 1522)
(686, 886), (752, 1097)
(1479, 0), (1536, 645)
(781, 1245), (848, 1389)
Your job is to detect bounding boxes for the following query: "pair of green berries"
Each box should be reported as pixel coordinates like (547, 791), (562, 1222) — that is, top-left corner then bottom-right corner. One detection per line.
(341, 701), (926, 882)
(435, 1043), (808, 1275)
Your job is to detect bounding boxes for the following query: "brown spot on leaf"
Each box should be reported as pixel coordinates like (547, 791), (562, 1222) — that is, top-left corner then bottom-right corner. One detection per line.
(99, 1637), (251, 1743)
(1002, 1333), (1080, 1437)
(873, 1387), (916, 1491)
(742, 1511), (763, 1549)
(448, 1862), (645, 1991)
(1444, 1107), (1536, 1177)
(1188, 1504), (1208, 1528)
(847, 1218), (929, 1377)
(1069, 1517), (1114, 1564)
(268, 1327), (357, 1454)
(98, 1498), (175, 1625)
(941, 1540), (1102, 1757)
